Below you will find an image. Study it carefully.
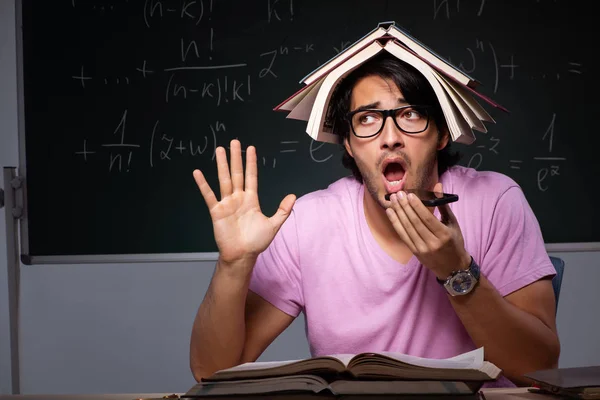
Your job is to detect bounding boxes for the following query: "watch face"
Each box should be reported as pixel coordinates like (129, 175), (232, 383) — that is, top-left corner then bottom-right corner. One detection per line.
(450, 272), (475, 294)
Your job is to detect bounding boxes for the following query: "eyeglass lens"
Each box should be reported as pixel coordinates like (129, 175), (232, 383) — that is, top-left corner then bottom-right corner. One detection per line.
(351, 106), (429, 137)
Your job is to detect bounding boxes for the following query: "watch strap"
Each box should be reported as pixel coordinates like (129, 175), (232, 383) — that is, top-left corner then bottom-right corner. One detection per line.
(436, 256), (477, 285)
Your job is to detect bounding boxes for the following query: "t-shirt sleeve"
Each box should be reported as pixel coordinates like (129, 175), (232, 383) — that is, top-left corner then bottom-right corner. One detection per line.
(481, 186), (556, 297)
(248, 209), (304, 317)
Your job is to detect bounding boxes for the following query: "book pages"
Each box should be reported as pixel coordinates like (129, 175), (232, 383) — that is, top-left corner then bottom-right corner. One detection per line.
(382, 41), (475, 144)
(286, 78), (325, 121)
(433, 72), (487, 133)
(437, 73), (495, 123)
(307, 40), (386, 143)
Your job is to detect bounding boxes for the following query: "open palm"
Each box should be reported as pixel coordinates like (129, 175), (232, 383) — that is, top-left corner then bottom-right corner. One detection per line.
(193, 140), (296, 264)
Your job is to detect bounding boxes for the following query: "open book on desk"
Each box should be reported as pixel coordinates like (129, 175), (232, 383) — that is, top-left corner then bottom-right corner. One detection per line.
(183, 347), (502, 398)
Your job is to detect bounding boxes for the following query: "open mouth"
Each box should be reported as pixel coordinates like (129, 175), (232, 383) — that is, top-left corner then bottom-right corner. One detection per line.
(382, 159), (407, 198)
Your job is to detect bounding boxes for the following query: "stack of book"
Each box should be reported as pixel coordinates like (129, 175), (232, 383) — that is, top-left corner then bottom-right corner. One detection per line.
(182, 347), (502, 399)
(274, 21), (508, 145)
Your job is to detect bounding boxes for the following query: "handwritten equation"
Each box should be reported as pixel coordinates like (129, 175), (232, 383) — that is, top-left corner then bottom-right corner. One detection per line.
(64, 0), (583, 195)
(465, 113), (567, 191)
(74, 109), (334, 173)
(443, 39), (584, 94)
(432, 0), (559, 20)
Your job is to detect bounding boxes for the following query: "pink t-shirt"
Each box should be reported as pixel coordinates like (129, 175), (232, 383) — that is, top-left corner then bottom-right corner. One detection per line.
(249, 165), (555, 386)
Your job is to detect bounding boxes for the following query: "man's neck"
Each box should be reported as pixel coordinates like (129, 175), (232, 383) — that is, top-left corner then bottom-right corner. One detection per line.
(363, 189), (397, 239)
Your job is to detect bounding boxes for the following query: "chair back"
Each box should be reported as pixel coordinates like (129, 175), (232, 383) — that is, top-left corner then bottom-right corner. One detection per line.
(549, 256), (565, 312)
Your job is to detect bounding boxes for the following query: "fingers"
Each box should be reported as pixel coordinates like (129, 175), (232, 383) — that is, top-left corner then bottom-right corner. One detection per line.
(386, 204), (417, 253)
(431, 182), (458, 228)
(437, 203), (457, 226)
(269, 194), (297, 230)
(245, 145), (258, 193)
(229, 139), (244, 193)
(404, 192), (447, 234)
(192, 169), (218, 210)
(388, 192), (432, 252)
(387, 190), (459, 255)
(215, 146), (232, 199)
(202, 140), (260, 202)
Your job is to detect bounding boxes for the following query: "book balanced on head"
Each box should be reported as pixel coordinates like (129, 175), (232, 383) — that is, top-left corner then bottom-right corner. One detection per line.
(182, 347), (502, 398)
(274, 21), (508, 146)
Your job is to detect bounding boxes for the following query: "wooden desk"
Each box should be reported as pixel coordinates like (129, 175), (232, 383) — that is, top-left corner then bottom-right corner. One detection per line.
(0, 388), (558, 400)
(481, 388), (557, 400)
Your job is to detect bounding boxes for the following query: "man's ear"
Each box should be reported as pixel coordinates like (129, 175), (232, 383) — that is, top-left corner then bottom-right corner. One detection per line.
(437, 128), (450, 150)
(344, 137), (354, 158)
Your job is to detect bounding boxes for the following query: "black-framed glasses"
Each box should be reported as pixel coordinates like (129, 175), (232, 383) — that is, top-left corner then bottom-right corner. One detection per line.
(346, 105), (432, 138)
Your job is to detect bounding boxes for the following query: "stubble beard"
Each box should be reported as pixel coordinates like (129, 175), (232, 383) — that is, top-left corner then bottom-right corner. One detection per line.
(357, 149), (439, 210)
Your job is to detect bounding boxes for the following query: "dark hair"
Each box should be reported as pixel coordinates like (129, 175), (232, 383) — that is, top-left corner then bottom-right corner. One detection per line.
(326, 52), (462, 182)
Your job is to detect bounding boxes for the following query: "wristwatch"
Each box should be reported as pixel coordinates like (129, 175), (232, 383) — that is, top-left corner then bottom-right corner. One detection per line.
(436, 256), (480, 296)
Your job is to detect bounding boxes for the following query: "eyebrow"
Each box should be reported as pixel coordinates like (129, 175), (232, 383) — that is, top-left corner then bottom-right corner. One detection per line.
(350, 98), (409, 113)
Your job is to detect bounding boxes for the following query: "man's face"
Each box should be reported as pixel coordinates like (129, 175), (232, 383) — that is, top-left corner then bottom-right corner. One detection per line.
(343, 75), (449, 209)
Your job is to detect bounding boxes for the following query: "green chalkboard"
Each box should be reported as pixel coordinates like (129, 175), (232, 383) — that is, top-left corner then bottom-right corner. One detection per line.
(19, 0), (600, 260)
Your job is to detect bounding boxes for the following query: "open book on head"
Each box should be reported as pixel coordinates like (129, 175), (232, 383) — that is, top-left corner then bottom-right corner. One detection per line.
(274, 21), (508, 146)
(183, 347), (502, 398)
(299, 21), (481, 89)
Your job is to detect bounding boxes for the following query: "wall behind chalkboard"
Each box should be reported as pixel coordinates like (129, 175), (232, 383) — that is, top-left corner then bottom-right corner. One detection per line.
(19, 0), (599, 260)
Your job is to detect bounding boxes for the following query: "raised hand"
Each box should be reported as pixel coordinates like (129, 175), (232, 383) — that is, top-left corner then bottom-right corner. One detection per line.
(193, 140), (296, 265)
(385, 182), (471, 279)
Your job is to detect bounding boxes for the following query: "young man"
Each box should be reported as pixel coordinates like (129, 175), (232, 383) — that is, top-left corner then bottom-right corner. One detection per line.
(189, 53), (560, 387)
